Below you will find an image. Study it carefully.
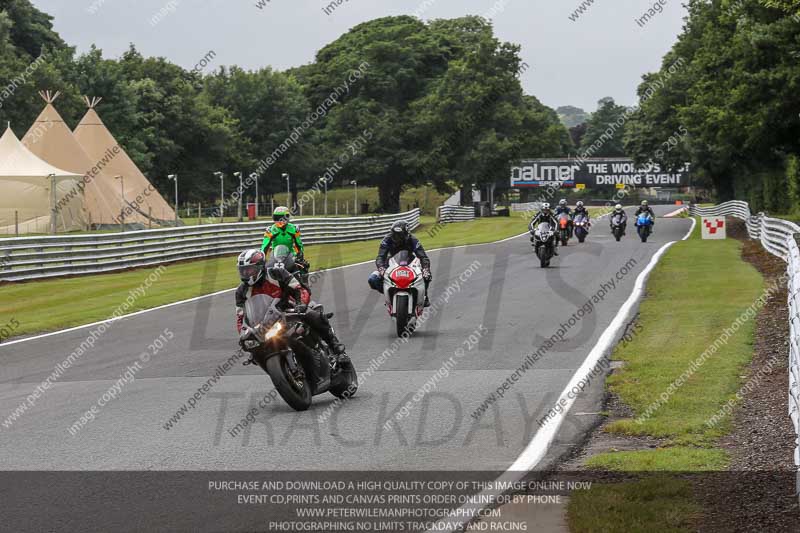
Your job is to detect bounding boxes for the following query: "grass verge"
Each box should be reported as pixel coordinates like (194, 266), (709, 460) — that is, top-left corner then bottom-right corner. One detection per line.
(0, 215), (528, 338)
(566, 217), (764, 531)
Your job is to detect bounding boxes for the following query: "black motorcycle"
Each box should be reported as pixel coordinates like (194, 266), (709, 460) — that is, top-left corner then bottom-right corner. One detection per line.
(239, 294), (357, 411)
(530, 220), (557, 268)
(611, 213), (626, 242)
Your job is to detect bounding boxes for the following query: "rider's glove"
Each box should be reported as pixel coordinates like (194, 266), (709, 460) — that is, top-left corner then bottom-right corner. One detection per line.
(422, 268), (432, 281)
(378, 267), (386, 278)
(295, 303), (308, 314)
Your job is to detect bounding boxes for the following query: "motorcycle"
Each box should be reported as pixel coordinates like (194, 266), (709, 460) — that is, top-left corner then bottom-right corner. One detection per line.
(382, 251), (426, 337)
(573, 213), (590, 243)
(239, 294), (358, 411)
(611, 213), (626, 242)
(636, 213), (654, 243)
(557, 213), (572, 246)
(530, 220), (557, 268)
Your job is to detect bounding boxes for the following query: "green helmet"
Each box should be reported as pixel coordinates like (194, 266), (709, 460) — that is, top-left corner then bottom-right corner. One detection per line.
(273, 206), (290, 223)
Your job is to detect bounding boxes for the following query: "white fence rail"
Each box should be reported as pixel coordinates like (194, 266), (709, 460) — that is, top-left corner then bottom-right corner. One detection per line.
(0, 210), (420, 282)
(436, 205), (475, 223)
(690, 201), (800, 495)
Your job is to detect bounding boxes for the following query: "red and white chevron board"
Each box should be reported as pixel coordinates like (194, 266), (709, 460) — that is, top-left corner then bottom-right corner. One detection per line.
(701, 216), (726, 239)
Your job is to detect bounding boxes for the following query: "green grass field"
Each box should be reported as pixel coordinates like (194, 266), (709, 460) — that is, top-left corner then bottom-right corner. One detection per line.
(566, 218), (764, 532)
(0, 215), (528, 338)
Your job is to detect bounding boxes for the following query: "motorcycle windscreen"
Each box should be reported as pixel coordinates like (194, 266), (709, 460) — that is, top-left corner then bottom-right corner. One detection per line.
(391, 250), (412, 267)
(245, 294), (278, 328)
(536, 222), (552, 235)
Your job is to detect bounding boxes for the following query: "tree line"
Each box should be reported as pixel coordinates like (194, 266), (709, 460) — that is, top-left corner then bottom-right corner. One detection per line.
(622, 0), (800, 214)
(0, 1), (572, 212)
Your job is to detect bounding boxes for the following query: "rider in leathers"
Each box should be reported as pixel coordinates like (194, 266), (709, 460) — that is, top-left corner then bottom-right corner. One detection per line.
(530, 203), (560, 255)
(368, 220), (432, 307)
(633, 200), (656, 231)
(554, 199), (574, 238)
(609, 204), (628, 235)
(573, 201), (590, 223)
(235, 248), (349, 364)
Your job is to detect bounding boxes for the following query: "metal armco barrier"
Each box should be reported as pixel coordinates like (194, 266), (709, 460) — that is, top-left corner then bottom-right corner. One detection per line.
(0, 210), (420, 282)
(436, 205), (475, 223)
(690, 201), (800, 496)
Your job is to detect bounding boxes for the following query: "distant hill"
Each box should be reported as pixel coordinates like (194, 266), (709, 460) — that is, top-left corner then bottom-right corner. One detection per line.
(556, 105), (590, 128)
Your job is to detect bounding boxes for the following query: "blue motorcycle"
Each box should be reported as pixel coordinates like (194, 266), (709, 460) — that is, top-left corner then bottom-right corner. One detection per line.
(636, 213), (654, 243)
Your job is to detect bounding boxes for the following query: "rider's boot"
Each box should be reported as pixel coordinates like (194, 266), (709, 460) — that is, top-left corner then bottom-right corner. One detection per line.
(323, 325), (351, 366)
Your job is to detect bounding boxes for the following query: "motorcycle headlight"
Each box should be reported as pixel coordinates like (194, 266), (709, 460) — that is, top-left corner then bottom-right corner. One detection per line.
(265, 321), (283, 340)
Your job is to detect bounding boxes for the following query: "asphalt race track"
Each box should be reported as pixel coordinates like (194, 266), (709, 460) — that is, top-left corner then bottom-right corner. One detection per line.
(0, 206), (689, 473)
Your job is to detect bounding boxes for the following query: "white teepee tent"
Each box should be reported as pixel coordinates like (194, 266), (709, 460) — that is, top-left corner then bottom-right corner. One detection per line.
(22, 91), (148, 228)
(0, 125), (85, 234)
(73, 97), (176, 225)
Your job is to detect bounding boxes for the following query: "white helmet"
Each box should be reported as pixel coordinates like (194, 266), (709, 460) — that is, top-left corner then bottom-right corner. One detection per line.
(237, 249), (266, 286)
(614, 204), (623, 212)
(559, 199), (567, 207)
(576, 201), (584, 208)
(541, 202), (551, 211)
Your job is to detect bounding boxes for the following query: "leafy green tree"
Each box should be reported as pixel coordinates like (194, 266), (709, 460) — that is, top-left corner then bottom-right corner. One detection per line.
(300, 16), (451, 212)
(579, 98), (629, 157)
(412, 17), (569, 205)
(624, 0), (800, 206)
(203, 66), (318, 202)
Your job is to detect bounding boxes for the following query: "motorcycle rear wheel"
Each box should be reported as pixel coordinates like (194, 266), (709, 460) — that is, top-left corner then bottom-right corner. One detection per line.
(266, 353), (313, 411)
(330, 361), (358, 400)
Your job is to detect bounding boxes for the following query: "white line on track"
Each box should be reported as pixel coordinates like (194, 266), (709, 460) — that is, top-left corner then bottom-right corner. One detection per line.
(0, 210), (632, 348)
(429, 214), (695, 533)
(2, 226), (539, 347)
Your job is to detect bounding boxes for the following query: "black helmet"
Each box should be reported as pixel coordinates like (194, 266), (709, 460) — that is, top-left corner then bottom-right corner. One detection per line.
(390, 220), (409, 245)
(268, 244), (295, 272)
(237, 249), (266, 286)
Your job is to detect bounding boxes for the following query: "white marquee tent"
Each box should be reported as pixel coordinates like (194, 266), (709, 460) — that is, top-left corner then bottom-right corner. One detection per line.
(0, 125), (85, 234)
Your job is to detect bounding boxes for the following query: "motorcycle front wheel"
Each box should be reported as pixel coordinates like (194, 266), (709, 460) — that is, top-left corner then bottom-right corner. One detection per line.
(395, 294), (411, 337)
(266, 353), (313, 411)
(538, 246), (550, 268)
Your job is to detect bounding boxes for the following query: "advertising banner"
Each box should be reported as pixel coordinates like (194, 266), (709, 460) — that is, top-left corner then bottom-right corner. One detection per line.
(510, 158), (691, 189)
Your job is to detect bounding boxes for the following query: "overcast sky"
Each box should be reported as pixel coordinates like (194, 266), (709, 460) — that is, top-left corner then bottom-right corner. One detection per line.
(31, 0), (688, 112)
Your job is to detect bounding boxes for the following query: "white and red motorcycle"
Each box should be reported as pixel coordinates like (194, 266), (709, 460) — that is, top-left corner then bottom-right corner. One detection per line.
(382, 251), (425, 337)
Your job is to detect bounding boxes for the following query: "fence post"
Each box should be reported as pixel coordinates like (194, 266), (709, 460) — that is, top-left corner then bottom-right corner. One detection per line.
(198, 203), (202, 225)
(14, 210), (18, 237)
(149, 207), (152, 230)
